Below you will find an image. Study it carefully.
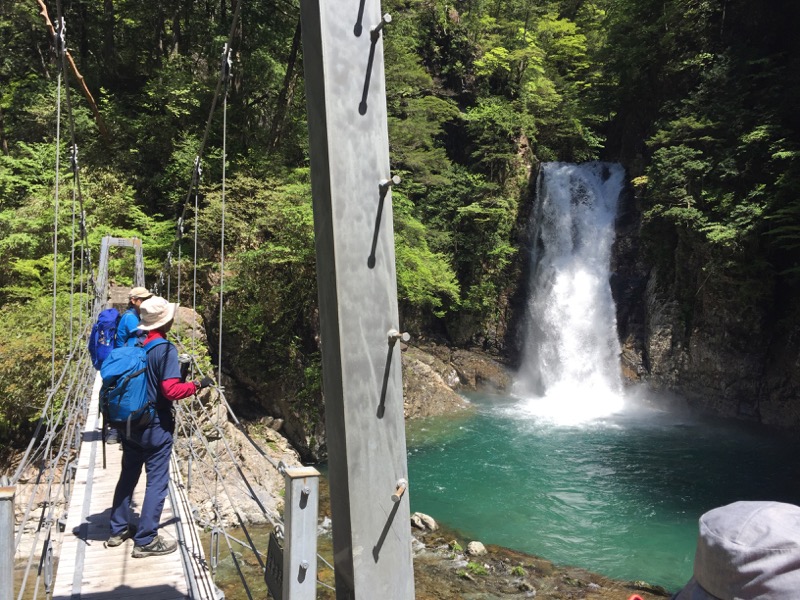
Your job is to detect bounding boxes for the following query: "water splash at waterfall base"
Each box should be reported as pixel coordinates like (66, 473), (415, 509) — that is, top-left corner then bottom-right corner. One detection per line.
(514, 162), (626, 426)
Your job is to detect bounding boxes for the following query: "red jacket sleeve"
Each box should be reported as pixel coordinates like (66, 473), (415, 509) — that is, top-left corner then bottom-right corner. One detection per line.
(161, 378), (197, 401)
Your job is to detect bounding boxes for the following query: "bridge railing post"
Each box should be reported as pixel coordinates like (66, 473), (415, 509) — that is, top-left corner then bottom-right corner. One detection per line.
(0, 478), (15, 600)
(282, 467), (320, 600)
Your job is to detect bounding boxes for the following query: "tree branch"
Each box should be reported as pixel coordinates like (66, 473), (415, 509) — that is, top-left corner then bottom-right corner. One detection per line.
(35, 0), (110, 141)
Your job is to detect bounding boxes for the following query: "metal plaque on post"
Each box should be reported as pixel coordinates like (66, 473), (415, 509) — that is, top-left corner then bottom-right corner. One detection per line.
(264, 532), (283, 600)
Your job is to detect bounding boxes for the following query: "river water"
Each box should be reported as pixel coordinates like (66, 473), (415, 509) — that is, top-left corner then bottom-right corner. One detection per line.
(406, 393), (800, 592)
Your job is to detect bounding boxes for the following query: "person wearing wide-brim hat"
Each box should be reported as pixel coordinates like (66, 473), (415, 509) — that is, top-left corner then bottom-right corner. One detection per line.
(114, 286), (153, 349)
(672, 501), (800, 599)
(107, 296), (212, 558)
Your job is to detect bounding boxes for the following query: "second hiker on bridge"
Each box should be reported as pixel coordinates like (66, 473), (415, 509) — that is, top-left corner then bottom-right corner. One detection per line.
(106, 295), (213, 558)
(115, 287), (152, 348)
(106, 286), (153, 445)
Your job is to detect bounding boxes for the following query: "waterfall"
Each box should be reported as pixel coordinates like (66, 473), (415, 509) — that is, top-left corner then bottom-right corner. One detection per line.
(514, 162), (625, 424)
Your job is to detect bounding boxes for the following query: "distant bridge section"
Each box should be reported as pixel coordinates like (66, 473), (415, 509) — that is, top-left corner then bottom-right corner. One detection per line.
(94, 236), (145, 315)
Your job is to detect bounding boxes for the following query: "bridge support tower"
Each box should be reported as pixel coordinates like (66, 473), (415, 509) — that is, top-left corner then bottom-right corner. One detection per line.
(299, 0), (415, 597)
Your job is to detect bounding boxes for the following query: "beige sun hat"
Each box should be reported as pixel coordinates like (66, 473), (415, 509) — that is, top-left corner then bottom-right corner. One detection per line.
(137, 296), (178, 331)
(128, 286), (153, 300)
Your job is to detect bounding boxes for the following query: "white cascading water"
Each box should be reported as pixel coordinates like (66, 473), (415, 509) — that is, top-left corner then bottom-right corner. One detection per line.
(514, 162), (625, 425)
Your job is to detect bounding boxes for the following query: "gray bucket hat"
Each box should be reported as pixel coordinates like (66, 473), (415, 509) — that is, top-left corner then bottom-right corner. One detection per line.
(673, 501), (800, 600)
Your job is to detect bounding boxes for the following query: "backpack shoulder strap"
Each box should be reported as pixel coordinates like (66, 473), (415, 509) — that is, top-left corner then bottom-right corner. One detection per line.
(144, 338), (169, 352)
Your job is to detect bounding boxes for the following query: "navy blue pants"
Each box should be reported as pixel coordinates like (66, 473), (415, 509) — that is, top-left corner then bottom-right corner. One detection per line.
(109, 436), (173, 547)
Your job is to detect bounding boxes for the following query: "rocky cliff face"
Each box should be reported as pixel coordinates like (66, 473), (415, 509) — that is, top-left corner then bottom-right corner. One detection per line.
(611, 183), (800, 428)
(225, 340), (512, 462)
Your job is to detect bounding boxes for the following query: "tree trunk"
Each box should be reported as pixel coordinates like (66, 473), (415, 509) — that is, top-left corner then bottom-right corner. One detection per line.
(35, 0), (110, 141)
(0, 106), (9, 156)
(172, 6), (182, 56)
(78, 1), (89, 64)
(103, 0), (117, 80)
(267, 19), (301, 153)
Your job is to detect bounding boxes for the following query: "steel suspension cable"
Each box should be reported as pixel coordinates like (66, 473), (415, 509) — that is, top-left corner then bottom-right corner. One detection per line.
(172, 339), (285, 472)
(53, 0), (94, 317)
(173, 392), (336, 591)
(19, 6), (118, 591)
(192, 512), (268, 560)
(155, 0), (243, 299)
(174, 392), (338, 589)
(170, 346), (340, 591)
(78, 203), (85, 336)
(174, 399), (282, 530)
(13, 321), (91, 483)
(192, 163), (200, 351)
(172, 406), (272, 579)
(218, 43), (232, 386)
(223, 532), (255, 600)
(174, 407), (255, 520)
(46, 1), (96, 384)
(13, 348), (92, 551)
(172, 389), (286, 530)
(177, 232), (182, 304)
(50, 66), (62, 390)
(166, 452), (221, 600)
(14, 353), (93, 600)
(17, 373), (87, 600)
(68, 146), (77, 345)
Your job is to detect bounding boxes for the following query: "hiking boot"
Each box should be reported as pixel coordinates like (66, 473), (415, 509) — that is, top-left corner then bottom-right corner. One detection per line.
(106, 525), (136, 548)
(106, 430), (120, 445)
(131, 535), (177, 558)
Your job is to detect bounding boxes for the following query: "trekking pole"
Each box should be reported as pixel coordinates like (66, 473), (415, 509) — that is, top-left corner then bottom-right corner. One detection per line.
(102, 413), (107, 469)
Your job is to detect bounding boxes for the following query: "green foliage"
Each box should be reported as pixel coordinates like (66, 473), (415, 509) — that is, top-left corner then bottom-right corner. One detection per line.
(0, 294), (86, 447)
(628, 0), (800, 270)
(388, 95), (461, 188)
(0, 141), (55, 206)
(463, 98), (528, 184)
(466, 562), (489, 576)
(601, 0), (800, 338)
(220, 171), (318, 379)
(392, 192), (460, 316)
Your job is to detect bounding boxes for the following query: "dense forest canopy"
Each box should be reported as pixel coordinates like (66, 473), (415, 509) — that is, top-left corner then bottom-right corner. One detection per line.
(1, 0), (798, 449)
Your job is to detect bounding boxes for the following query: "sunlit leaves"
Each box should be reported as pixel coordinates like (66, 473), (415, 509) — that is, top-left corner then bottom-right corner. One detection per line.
(393, 192), (460, 316)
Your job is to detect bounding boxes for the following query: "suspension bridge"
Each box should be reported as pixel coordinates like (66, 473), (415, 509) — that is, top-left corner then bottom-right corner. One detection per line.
(3, 0), (415, 598)
(5, 235), (324, 600)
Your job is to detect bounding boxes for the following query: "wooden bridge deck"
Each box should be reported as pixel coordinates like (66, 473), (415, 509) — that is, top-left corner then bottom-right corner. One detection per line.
(52, 374), (220, 600)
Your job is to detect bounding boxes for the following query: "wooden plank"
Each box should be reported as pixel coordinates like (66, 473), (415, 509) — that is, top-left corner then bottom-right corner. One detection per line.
(80, 573), (187, 589)
(66, 586), (190, 600)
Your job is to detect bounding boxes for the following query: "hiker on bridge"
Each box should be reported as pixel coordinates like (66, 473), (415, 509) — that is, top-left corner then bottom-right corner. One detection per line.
(115, 286), (152, 348)
(105, 287), (153, 444)
(106, 296), (212, 558)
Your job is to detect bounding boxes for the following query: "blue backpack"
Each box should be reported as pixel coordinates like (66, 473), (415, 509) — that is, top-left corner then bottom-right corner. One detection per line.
(88, 308), (120, 369)
(100, 338), (168, 436)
